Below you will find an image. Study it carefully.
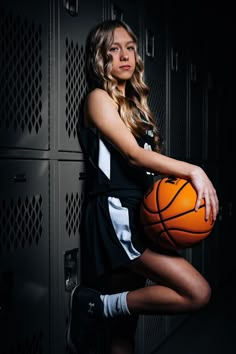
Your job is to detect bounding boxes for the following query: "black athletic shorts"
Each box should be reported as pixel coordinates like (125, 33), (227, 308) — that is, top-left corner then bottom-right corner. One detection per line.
(80, 194), (148, 287)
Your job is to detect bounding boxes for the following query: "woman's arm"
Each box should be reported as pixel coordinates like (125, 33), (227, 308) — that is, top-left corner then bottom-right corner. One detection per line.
(84, 89), (219, 220)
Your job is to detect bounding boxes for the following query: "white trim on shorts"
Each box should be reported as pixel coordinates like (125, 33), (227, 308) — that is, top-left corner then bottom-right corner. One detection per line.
(108, 196), (141, 260)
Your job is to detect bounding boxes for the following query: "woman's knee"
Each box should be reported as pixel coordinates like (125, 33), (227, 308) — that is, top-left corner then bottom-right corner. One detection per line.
(190, 280), (212, 310)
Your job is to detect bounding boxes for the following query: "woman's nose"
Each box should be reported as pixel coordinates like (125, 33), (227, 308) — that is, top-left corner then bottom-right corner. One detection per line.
(120, 49), (129, 60)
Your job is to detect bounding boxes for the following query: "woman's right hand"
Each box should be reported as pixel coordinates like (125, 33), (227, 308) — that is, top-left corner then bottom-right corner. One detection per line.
(189, 165), (219, 221)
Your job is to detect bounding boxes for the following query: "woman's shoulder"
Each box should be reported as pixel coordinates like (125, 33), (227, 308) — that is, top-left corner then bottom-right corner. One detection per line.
(87, 88), (108, 100)
(86, 88), (116, 107)
(84, 88), (118, 127)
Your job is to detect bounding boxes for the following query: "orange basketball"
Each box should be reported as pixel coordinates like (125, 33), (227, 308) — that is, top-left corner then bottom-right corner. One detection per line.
(140, 176), (215, 250)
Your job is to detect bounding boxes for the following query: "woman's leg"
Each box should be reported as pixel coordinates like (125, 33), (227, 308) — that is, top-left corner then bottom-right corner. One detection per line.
(100, 270), (146, 354)
(68, 249), (211, 353)
(127, 248), (211, 315)
(108, 316), (138, 354)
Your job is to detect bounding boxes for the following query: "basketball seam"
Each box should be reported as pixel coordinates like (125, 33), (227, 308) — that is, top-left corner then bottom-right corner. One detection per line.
(158, 180), (190, 213)
(142, 204), (206, 227)
(158, 227), (212, 235)
(156, 178), (184, 248)
(141, 177), (214, 250)
(142, 180), (190, 214)
(157, 179), (201, 248)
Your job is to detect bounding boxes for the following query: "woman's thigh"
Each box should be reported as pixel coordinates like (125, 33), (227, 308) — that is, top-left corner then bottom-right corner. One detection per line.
(127, 248), (210, 297)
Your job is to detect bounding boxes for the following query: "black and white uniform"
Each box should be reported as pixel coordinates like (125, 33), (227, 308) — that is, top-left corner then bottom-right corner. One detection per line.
(79, 122), (155, 287)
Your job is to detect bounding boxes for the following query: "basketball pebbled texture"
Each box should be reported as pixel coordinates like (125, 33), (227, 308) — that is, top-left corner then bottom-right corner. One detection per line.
(140, 176), (215, 250)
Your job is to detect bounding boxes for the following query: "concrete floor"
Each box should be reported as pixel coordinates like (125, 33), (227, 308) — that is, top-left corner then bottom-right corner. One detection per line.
(154, 284), (235, 354)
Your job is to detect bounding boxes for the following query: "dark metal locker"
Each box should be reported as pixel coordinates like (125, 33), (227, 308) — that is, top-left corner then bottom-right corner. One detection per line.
(135, 2), (169, 353)
(187, 20), (208, 163)
(166, 3), (188, 160)
(168, 44), (188, 159)
(0, 0), (50, 151)
(143, 2), (167, 155)
(188, 63), (206, 161)
(108, 0), (139, 34)
(57, 0), (103, 153)
(0, 160), (50, 354)
(188, 50), (208, 276)
(51, 1), (104, 353)
(0, 1), (224, 353)
(50, 160), (86, 354)
(0, 1), (51, 353)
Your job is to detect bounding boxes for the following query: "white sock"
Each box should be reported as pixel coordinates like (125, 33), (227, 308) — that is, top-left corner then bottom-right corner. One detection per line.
(100, 291), (131, 318)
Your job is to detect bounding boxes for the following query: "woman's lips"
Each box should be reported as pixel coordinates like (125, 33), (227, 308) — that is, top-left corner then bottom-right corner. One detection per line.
(119, 65), (131, 70)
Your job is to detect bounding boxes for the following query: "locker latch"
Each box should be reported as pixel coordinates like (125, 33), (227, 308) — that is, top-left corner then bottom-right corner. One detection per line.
(64, 248), (79, 292)
(63, 0), (79, 17)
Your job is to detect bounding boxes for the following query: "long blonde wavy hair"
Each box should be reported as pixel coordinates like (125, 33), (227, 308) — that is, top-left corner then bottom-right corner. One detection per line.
(85, 19), (161, 152)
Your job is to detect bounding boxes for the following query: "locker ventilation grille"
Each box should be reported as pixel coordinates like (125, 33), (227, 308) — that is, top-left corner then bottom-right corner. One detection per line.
(65, 38), (87, 139)
(0, 195), (43, 253)
(65, 192), (84, 237)
(148, 79), (166, 150)
(0, 8), (43, 134)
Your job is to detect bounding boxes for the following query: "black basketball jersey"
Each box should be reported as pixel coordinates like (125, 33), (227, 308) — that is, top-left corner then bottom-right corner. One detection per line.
(78, 124), (155, 197)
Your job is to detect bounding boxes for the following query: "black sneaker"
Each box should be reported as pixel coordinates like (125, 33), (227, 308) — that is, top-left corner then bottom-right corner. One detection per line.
(66, 285), (103, 353)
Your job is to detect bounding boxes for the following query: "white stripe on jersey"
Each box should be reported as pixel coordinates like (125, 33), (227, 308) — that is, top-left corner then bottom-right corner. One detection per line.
(98, 139), (111, 179)
(108, 197), (141, 260)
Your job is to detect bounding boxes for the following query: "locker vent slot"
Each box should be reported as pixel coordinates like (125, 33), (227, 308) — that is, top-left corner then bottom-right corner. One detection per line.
(0, 195), (43, 253)
(65, 192), (84, 238)
(65, 38), (87, 139)
(0, 8), (43, 134)
(148, 79), (166, 148)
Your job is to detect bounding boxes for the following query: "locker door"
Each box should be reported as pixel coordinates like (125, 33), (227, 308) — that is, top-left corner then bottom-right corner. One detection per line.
(0, 160), (50, 354)
(187, 40), (208, 274)
(189, 63), (206, 162)
(162, 2), (191, 342)
(52, 2), (104, 352)
(167, 3), (188, 160)
(50, 160), (86, 354)
(107, 0), (139, 34)
(0, 0), (49, 150)
(168, 45), (188, 159)
(143, 1), (167, 155)
(135, 2), (168, 354)
(57, 0), (103, 153)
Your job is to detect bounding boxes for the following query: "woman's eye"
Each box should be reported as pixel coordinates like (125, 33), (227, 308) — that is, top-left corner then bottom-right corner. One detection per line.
(110, 47), (119, 52)
(127, 46), (135, 51)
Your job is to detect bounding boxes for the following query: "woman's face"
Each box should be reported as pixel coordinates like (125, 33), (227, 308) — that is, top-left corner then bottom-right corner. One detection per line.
(108, 26), (136, 87)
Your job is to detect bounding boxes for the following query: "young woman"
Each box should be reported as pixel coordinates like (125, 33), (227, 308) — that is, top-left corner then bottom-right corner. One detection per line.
(67, 19), (219, 354)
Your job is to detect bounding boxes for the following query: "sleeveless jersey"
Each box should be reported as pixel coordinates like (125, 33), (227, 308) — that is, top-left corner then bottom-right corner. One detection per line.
(78, 124), (155, 198)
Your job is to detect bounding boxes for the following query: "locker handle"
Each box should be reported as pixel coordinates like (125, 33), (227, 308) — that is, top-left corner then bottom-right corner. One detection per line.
(145, 29), (155, 58)
(171, 48), (175, 71)
(13, 174), (27, 182)
(171, 48), (178, 72)
(190, 63), (197, 82)
(175, 52), (179, 72)
(79, 172), (86, 180)
(63, 0), (79, 17)
(64, 248), (79, 292)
